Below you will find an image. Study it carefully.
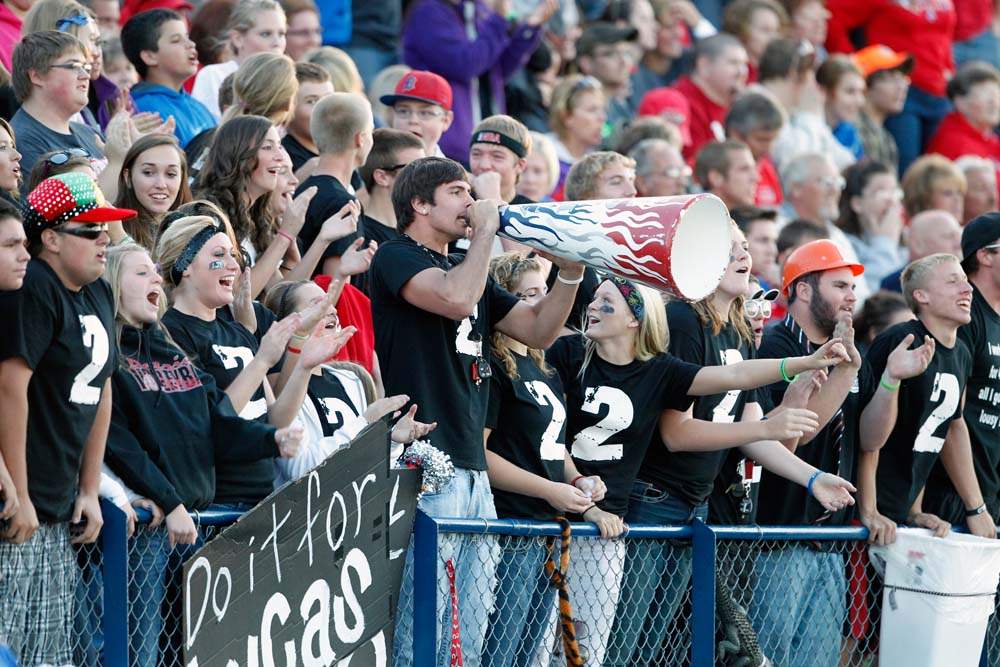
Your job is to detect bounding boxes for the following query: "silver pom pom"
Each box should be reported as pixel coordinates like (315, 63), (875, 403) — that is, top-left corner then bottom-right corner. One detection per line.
(399, 441), (455, 499)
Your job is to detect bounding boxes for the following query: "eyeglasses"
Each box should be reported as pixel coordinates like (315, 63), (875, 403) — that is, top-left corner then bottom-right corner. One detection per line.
(816, 175), (846, 191)
(744, 298), (773, 320)
(50, 61), (93, 77)
(664, 165), (692, 180)
(393, 107), (445, 120)
(592, 47), (634, 61)
(47, 148), (90, 166)
(287, 27), (323, 38)
(55, 223), (109, 240)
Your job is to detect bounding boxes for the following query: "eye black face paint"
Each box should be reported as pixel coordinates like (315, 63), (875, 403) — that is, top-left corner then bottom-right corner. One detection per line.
(599, 304), (615, 315)
(208, 260), (225, 270)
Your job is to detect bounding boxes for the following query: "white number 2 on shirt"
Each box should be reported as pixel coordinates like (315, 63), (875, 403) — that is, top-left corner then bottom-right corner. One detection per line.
(455, 305), (481, 357)
(69, 315), (110, 405)
(571, 386), (634, 462)
(212, 345), (267, 419)
(525, 381), (567, 461)
(913, 372), (961, 454)
(712, 349), (745, 423)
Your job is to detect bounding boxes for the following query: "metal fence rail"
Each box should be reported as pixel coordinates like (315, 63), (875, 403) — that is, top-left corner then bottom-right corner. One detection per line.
(410, 515), (998, 667)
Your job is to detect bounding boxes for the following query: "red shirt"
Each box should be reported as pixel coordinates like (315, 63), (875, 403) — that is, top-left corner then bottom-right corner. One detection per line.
(826, 0), (956, 97)
(755, 156), (783, 208)
(953, 0), (993, 41)
(313, 278), (376, 374)
(926, 111), (1000, 163)
(672, 77), (728, 162)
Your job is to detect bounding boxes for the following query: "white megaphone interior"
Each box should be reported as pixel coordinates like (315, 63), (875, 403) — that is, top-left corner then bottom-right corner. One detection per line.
(669, 194), (734, 301)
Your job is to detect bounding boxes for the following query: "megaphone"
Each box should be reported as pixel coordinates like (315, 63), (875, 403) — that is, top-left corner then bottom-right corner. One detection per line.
(499, 194), (734, 302)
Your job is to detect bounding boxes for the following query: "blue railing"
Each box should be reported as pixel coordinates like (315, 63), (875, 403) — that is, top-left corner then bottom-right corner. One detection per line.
(410, 511), (877, 667)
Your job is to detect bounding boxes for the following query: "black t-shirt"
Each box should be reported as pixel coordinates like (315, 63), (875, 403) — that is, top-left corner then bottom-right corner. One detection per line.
(486, 351), (568, 519)
(546, 335), (700, 516)
(546, 266), (599, 331)
(353, 214), (400, 296)
(868, 319), (973, 523)
(0, 260), (116, 522)
(307, 366), (365, 437)
(926, 286), (1000, 511)
(640, 301), (758, 507)
(282, 133), (317, 174)
(370, 237), (519, 470)
(754, 316), (877, 526)
(162, 308), (274, 505)
(295, 174), (361, 268)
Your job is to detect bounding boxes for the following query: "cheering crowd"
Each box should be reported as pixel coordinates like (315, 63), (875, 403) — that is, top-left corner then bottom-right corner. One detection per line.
(0, 0), (998, 664)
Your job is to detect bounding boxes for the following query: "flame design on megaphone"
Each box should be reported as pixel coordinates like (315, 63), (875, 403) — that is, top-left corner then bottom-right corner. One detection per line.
(499, 194), (734, 301)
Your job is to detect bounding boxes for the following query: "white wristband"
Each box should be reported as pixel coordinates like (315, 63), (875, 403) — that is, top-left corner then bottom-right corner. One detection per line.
(556, 271), (585, 285)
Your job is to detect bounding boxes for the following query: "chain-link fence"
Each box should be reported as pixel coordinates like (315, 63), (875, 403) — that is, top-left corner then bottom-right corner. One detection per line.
(410, 517), (1000, 667)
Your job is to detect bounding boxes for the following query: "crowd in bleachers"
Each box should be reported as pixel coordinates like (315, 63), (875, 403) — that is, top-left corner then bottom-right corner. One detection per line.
(0, 0), (999, 664)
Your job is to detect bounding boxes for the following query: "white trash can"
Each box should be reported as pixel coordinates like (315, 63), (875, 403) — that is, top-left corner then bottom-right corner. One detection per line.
(871, 528), (1000, 667)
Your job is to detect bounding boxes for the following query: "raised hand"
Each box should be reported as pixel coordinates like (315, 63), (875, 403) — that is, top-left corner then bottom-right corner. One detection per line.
(468, 199), (501, 239)
(391, 403), (438, 443)
(809, 472), (856, 512)
(806, 337), (851, 369)
(364, 394), (410, 424)
(524, 0), (559, 25)
(295, 278), (341, 336)
(318, 200), (360, 244)
(278, 186), (317, 240)
(472, 171), (502, 200)
(336, 238), (377, 278)
(257, 314), (300, 367)
(832, 312), (862, 368)
(781, 369), (826, 410)
(886, 334), (935, 382)
(298, 325), (356, 368)
(762, 407), (820, 440)
(275, 425), (305, 458)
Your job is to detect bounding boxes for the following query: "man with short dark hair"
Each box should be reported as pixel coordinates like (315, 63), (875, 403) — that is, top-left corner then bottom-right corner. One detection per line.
(577, 22), (641, 132)
(0, 173), (135, 665)
(375, 156), (584, 666)
(732, 205), (780, 290)
(10, 31), (106, 185)
(725, 91), (785, 207)
(669, 33), (749, 161)
(694, 139), (758, 209)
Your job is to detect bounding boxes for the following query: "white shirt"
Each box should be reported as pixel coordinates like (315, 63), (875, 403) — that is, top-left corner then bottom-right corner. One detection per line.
(191, 60), (239, 121)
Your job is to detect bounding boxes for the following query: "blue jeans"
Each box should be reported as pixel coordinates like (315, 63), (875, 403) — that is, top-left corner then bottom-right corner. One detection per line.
(885, 86), (951, 174)
(129, 526), (204, 667)
(482, 535), (554, 667)
(393, 468), (499, 667)
(606, 481), (707, 666)
(750, 546), (846, 667)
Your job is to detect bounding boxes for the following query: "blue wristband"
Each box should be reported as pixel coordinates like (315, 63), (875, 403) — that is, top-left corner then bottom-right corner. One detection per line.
(806, 470), (823, 498)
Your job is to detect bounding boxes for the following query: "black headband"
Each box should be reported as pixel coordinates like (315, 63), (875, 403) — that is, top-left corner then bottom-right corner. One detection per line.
(470, 130), (527, 158)
(170, 225), (221, 285)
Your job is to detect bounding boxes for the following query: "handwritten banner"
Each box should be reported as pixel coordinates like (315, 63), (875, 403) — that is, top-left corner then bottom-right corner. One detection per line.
(183, 421), (420, 666)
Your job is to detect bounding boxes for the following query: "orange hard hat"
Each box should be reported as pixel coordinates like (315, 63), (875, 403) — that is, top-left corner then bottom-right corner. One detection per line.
(781, 239), (864, 296)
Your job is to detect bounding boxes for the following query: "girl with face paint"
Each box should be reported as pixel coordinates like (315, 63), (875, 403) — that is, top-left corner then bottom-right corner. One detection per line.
(545, 266), (852, 665)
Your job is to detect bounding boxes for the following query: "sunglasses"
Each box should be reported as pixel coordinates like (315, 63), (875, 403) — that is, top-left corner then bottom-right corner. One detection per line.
(47, 148), (90, 166)
(744, 299), (772, 320)
(55, 223), (108, 240)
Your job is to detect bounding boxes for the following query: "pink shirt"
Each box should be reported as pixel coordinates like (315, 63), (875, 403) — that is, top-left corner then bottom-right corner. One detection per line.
(0, 4), (22, 72)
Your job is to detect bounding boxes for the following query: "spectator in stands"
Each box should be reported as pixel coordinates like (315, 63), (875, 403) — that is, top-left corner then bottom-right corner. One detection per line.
(382, 70), (454, 160)
(295, 93), (372, 279)
(860, 253), (987, 545)
(566, 150), (638, 202)
(504, 40), (558, 134)
(23, 0), (126, 134)
(725, 91), (784, 207)
(732, 205), (780, 290)
(353, 128), (425, 293)
(0, 198), (28, 289)
(469, 115), (533, 206)
(278, 0), (320, 62)
(636, 87), (692, 155)
(614, 115), (684, 157)
(102, 37), (139, 92)
(756, 38), (855, 172)
(188, 0), (236, 70)
(192, 0), (286, 120)
(399, 0), (552, 163)
(281, 62), (332, 175)
(852, 45), (913, 173)
(102, 241), (303, 667)
(695, 139), (759, 210)
(0, 0), (30, 72)
(547, 74), (606, 199)
(671, 33), (748, 162)
(786, 0), (830, 60)
(113, 134), (192, 251)
(10, 31), (106, 185)
(576, 22), (639, 132)
(926, 61), (1000, 164)
(368, 64), (410, 125)
(122, 9), (216, 149)
(0, 173), (125, 666)
(777, 217), (829, 268)
(879, 209), (963, 292)
(517, 131), (560, 202)
(827, 0), (957, 174)
(854, 290), (914, 350)
(303, 46), (363, 94)
(79, 0), (118, 38)
(816, 55), (868, 160)
(630, 137), (690, 197)
(902, 153), (967, 222)
(837, 160), (906, 291)
(721, 0), (787, 83)
(924, 214), (1000, 527)
(376, 156), (584, 666)
(957, 155), (998, 225)
(0, 118), (20, 202)
(628, 0), (698, 107)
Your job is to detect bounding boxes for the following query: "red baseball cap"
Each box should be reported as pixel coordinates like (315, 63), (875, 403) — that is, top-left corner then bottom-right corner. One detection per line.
(120, 0), (194, 24)
(638, 87), (692, 147)
(380, 71), (453, 111)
